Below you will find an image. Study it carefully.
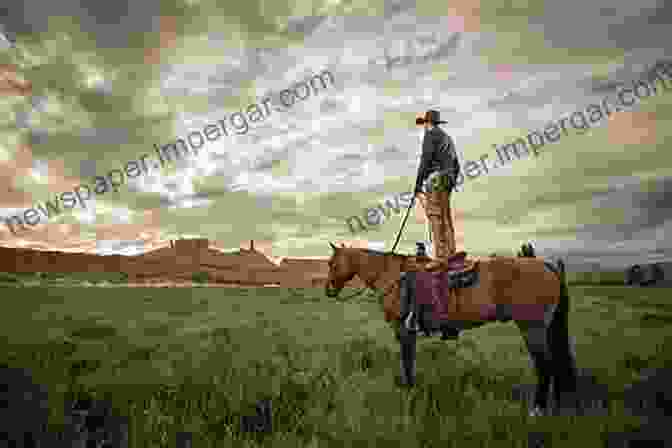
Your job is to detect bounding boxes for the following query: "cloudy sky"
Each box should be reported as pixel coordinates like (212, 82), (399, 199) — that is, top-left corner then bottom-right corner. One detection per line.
(0, 0), (670, 270)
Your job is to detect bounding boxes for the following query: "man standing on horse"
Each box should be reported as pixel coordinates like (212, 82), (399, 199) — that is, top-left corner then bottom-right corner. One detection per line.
(414, 109), (461, 270)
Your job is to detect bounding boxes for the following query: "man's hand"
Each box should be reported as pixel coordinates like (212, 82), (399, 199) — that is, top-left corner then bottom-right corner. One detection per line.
(415, 192), (426, 209)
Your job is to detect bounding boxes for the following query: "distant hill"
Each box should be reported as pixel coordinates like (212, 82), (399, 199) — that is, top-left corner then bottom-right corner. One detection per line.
(0, 240), (346, 287)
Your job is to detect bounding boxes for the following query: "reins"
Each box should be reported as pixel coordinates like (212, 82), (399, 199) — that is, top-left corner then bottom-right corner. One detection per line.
(331, 253), (404, 304)
(331, 188), (415, 304)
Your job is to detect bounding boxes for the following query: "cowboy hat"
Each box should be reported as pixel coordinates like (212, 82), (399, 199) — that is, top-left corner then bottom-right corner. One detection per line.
(415, 109), (447, 125)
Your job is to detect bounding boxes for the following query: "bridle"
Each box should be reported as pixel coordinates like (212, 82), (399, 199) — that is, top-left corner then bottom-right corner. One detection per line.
(327, 258), (403, 310)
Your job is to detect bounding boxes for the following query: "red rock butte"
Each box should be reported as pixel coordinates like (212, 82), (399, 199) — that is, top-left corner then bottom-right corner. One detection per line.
(0, 239), (367, 288)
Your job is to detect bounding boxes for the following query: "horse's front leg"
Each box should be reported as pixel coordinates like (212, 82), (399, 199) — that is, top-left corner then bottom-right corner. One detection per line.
(398, 323), (417, 387)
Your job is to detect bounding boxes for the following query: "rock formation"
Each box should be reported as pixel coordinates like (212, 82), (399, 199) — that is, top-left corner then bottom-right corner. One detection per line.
(0, 239), (370, 288)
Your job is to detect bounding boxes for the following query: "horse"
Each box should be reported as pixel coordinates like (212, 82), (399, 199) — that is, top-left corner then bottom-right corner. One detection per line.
(324, 243), (578, 416)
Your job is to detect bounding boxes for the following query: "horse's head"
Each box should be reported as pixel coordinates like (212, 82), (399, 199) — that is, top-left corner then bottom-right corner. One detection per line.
(325, 242), (356, 297)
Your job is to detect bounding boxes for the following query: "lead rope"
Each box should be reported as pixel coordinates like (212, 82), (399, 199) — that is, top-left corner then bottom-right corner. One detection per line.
(334, 191), (415, 303)
(390, 195), (416, 254)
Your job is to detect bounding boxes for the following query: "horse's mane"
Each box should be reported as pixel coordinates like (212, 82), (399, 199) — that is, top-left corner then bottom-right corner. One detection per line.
(356, 248), (407, 258)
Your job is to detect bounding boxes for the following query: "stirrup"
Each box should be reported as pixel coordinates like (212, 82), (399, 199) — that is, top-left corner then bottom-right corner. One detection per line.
(403, 312), (419, 332)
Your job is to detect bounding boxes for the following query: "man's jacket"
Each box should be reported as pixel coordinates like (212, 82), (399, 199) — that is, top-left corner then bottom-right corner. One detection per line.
(414, 126), (460, 194)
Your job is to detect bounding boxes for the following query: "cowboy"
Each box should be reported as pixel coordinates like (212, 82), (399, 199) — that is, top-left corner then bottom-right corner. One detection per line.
(414, 109), (461, 270)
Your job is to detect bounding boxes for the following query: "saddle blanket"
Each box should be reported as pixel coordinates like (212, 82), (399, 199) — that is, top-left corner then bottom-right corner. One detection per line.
(413, 272), (546, 322)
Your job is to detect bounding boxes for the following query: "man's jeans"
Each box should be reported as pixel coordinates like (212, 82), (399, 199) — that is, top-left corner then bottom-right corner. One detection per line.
(420, 172), (456, 258)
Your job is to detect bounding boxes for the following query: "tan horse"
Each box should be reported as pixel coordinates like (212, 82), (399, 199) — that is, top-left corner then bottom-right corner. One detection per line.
(325, 243), (578, 416)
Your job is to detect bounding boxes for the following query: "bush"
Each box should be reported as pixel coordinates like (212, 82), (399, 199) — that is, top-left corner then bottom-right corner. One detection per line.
(0, 272), (19, 282)
(191, 271), (210, 284)
(517, 243), (535, 258)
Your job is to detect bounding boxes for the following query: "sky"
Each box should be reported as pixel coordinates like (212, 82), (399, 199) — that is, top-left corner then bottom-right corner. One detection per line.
(0, 0), (670, 270)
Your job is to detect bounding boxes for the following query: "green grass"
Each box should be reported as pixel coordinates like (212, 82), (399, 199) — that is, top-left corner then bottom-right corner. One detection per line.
(1, 285), (670, 447)
(566, 270), (626, 285)
(0, 271), (129, 287)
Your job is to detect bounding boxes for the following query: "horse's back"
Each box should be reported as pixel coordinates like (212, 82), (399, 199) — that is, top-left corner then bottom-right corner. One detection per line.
(459, 256), (560, 306)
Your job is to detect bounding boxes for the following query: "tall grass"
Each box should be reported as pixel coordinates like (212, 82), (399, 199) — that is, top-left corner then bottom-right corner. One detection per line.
(1, 285), (667, 446)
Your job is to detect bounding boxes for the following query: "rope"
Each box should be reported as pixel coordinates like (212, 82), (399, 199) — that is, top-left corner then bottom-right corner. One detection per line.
(329, 187), (416, 303)
(390, 195), (416, 254)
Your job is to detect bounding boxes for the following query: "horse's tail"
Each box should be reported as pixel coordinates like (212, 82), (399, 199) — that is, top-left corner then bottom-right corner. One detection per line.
(549, 258), (577, 392)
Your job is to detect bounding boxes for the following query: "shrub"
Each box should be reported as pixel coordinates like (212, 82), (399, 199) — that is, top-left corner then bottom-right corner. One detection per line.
(191, 271), (210, 284)
(517, 242), (535, 258)
(0, 272), (19, 282)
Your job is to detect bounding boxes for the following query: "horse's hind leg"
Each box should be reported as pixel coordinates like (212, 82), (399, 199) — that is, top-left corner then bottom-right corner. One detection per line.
(517, 321), (553, 415)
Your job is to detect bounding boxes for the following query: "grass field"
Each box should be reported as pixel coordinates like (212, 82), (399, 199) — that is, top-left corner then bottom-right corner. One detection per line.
(1, 284), (670, 447)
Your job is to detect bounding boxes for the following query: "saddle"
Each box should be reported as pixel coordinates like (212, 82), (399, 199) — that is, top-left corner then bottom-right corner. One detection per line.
(399, 255), (480, 326)
(402, 251), (477, 275)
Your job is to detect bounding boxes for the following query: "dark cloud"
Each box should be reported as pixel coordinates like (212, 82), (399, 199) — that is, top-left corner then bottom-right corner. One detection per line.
(530, 1), (672, 53)
(79, 159), (97, 178)
(630, 176), (672, 229)
(208, 152), (231, 163)
(487, 88), (553, 110)
(78, 0), (132, 26)
(319, 98), (343, 114)
(157, 190), (216, 209)
(254, 195), (274, 209)
(343, 17), (384, 34)
(378, 32), (462, 72)
(251, 147), (290, 172)
(0, 22), (16, 47)
(28, 129), (49, 147)
(598, 7), (619, 17)
(14, 109), (29, 129)
(585, 79), (628, 95)
(561, 177), (672, 243)
(162, 181), (179, 192)
(1, 0), (162, 48)
(286, 16), (327, 36)
(617, 0), (672, 30)
(640, 59), (672, 85)
(501, 177), (672, 259)
(342, 153), (366, 161)
(543, 246), (672, 265)
(78, 128), (131, 146)
(252, 159), (273, 171)
(424, 33), (462, 62)
(577, 58), (672, 97)
(641, 1), (672, 25)
(374, 145), (408, 163)
(0, 1), (41, 35)
(383, 0), (416, 18)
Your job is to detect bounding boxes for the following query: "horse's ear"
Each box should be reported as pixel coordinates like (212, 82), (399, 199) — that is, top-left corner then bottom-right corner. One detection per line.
(329, 242), (337, 251)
